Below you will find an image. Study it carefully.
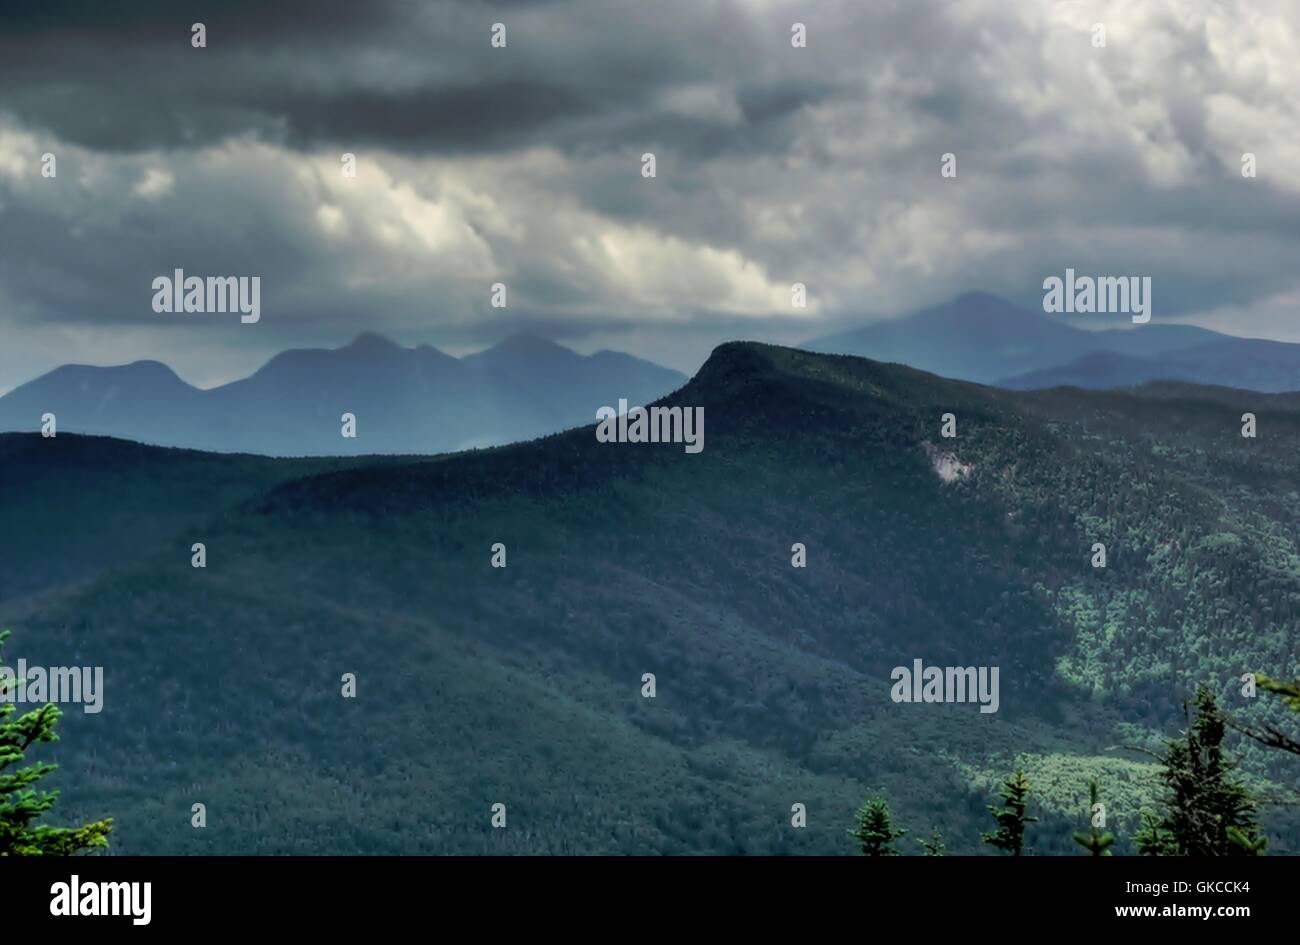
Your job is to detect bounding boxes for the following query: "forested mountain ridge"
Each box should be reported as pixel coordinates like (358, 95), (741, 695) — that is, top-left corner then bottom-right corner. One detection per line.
(2, 342), (1295, 854)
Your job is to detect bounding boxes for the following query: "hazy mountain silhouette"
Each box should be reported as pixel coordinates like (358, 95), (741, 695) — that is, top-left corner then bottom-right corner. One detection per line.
(0, 333), (686, 456)
(1000, 337), (1300, 392)
(998, 350), (1187, 390)
(806, 292), (1083, 383)
(805, 291), (1300, 390)
(461, 332), (686, 444)
(0, 360), (208, 448)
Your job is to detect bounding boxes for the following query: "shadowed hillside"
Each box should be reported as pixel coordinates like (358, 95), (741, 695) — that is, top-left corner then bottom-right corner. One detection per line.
(3, 343), (1297, 854)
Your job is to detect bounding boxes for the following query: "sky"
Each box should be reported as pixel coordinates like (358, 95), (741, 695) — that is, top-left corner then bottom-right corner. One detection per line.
(3, 0), (1300, 391)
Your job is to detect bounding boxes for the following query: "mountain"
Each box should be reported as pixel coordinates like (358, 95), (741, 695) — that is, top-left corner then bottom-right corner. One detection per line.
(460, 332), (686, 444)
(1001, 337), (1300, 392)
(0, 333), (686, 456)
(806, 292), (1085, 383)
(998, 350), (1191, 390)
(806, 292), (1300, 391)
(4, 343), (1297, 855)
(0, 361), (207, 447)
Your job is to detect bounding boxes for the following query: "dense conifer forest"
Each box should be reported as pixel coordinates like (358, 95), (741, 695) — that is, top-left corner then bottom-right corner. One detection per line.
(2, 344), (1297, 854)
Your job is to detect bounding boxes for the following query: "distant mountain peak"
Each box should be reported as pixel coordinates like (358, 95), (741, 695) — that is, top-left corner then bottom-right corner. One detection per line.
(54, 358), (179, 375)
(343, 331), (404, 354)
(486, 332), (571, 356)
(952, 290), (1013, 308)
(927, 292), (1039, 324)
(46, 359), (193, 390)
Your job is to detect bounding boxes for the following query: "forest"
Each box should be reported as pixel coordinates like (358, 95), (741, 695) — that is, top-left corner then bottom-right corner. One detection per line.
(1, 342), (1297, 854)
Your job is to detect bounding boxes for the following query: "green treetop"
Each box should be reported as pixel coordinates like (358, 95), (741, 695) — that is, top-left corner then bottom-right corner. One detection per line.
(0, 629), (113, 856)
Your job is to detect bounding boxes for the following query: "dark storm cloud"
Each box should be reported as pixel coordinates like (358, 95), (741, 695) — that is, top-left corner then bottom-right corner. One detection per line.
(0, 0), (405, 151)
(271, 81), (597, 153)
(0, 0), (394, 41)
(0, 0), (838, 158)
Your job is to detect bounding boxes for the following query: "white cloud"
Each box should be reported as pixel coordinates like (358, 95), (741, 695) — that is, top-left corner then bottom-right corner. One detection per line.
(133, 167), (174, 199)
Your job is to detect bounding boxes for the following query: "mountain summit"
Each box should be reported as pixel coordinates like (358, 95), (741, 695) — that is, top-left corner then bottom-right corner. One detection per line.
(805, 292), (1299, 390)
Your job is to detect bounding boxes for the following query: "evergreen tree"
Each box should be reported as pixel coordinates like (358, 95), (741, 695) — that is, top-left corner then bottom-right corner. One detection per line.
(1230, 675), (1300, 758)
(1139, 686), (1265, 856)
(0, 629), (113, 856)
(849, 794), (906, 856)
(1072, 780), (1115, 856)
(917, 828), (946, 856)
(1133, 811), (1178, 856)
(981, 770), (1036, 855)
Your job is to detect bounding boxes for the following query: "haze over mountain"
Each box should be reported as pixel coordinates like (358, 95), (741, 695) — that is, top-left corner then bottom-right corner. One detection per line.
(5, 343), (1297, 854)
(0, 333), (685, 456)
(1000, 337), (1300, 392)
(806, 292), (1300, 392)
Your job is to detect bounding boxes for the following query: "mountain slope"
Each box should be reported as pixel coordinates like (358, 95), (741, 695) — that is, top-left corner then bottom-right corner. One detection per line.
(0, 334), (687, 456)
(1002, 338), (1300, 392)
(462, 332), (686, 434)
(806, 292), (1084, 383)
(998, 350), (1189, 390)
(807, 292), (1300, 391)
(0, 433), (413, 604)
(0, 361), (206, 445)
(4, 343), (1297, 855)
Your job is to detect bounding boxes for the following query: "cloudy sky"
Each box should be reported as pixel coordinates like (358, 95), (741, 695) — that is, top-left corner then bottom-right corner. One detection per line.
(3, 0), (1300, 391)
